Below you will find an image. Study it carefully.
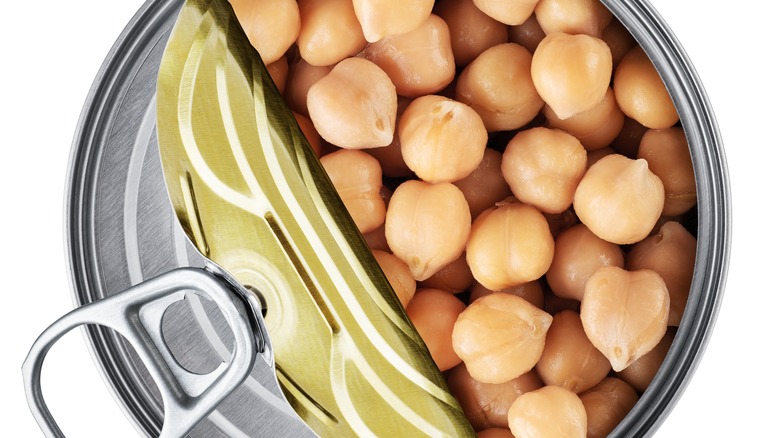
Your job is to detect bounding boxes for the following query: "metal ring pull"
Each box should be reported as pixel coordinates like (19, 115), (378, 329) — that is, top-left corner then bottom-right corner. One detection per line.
(22, 268), (258, 438)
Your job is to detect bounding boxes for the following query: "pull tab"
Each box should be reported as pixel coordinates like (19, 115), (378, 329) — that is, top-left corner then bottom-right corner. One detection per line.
(22, 268), (257, 438)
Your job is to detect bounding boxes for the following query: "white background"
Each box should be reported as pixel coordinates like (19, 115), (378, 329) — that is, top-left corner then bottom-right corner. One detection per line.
(1, 1), (776, 436)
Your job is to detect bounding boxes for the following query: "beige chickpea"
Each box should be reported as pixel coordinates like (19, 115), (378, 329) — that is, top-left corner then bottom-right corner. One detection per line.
(532, 32), (612, 120)
(320, 149), (385, 233)
(508, 386), (587, 438)
(586, 147), (615, 169)
(371, 250), (416, 307)
(614, 46), (679, 129)
(581, 266), (670, 372)
(509, 14), (546, 52)
(544, 88), (625, 151)
(406, 288), (465, 371)
(297, 0), (366, 67)
(536, 310), (611, 394)
(364, 14), (456, 98)
(448, 363), (544, 430)
(501, 127), (587, 214)
(469, 281), (544, 309)
(230, 0), (300, 64)
(579, 377), (639, 438)
(467, 203), (554, 290)
(434, 0), (509, 66)
(266, 56), (289, 94)
(456, 43), (544, 132)
(627, 221), (696, 327)
(399, 95), (487, 183)
(352, 0), (434, 42)
(307, 57), (397, 149)
(285, 59), (333, 116)
(574, 154), (665, 245)
(617, 328), (676, 393)
(385, 180), (471, 280)
(419, 253), (474, 294)
(292, 112), (322, 157)
(534, 0), (612, 37)
(637, 127), (697, 215)
(472, 0), (539, 26)
(601, 18), (636, 71)
(452, 293), (553, 383)
(546, 224), (625, 301)
(453, 149), (513, 219)
(366, 97), (414, 178)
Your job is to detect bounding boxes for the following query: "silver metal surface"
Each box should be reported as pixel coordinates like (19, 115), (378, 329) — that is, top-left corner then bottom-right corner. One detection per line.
(63, 0), (313, 435)
(61, 0), (729, 437)
(23, 268), (257, 438)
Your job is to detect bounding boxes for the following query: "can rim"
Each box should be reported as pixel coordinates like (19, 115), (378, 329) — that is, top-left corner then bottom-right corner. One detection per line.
(64, 0), (731, 436)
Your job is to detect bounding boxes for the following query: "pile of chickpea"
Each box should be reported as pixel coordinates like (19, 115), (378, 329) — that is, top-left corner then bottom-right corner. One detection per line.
(230, 0), (698, 436)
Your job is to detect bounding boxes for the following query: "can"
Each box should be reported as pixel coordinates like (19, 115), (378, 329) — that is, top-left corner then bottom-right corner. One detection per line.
(64, 0), (730, 436)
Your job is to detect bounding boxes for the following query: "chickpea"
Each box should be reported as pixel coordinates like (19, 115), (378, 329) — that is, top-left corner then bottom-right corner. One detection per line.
(536, 310), (611, 394)
(266, 56), (289, 94)
(307, 57), (397, 149)
(364, 14), (456, 98)
(509, 14), (546, 53)
(434, 0), (509, 66)
(297, 0), (367, 67)
(371, 250), (416, 307)
(534, 0), (612, 37)
(508, 386), (587, 438)
(453, 149), (513, 219)
(292, 112), (322, 157)
(585, 147), (615, 169)
(601, 18), (636, 71)
(406, 288), (465, 371)
(532, 32), (612, 120)
(419, 253), (474, 294)
(456, 43), (544, 132)
(546, 224), (624, 301)
(472, 0), (539, 26)
(544, 286), (581, 315)
(581, 266), (670, 372)
(385, 180), (471, 280)
(469, 281), (544, 309)
(363, 223), (390, 252)
(352, 0), (434, 42)
(501, 127), (587, 214)
(610, 119), (644, 159)
(320, 149), (385, 233)
(544, 88), (625, 151)
(399, 95), (487, 183)
(637, 127), (697, 216)
(627, 221), (696, 327)
(573, 154), (664, 245)
(579, 377), (639, 438)
(614, 46), (679, 129)
(617, 328), (676, 393)
(543, 207), (580, 238)
(366, 97), (414, 178)
(477, 429), (514, 438)
(452, 293), (553, 383)
(285, 59), (333, 116)
(448, 363), (544, 430)
(229, 0), (300, 64)
(466, 203), (554, 290)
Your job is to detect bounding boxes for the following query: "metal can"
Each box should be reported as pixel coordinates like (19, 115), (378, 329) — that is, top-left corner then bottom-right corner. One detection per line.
(62, 0), (730, 436)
